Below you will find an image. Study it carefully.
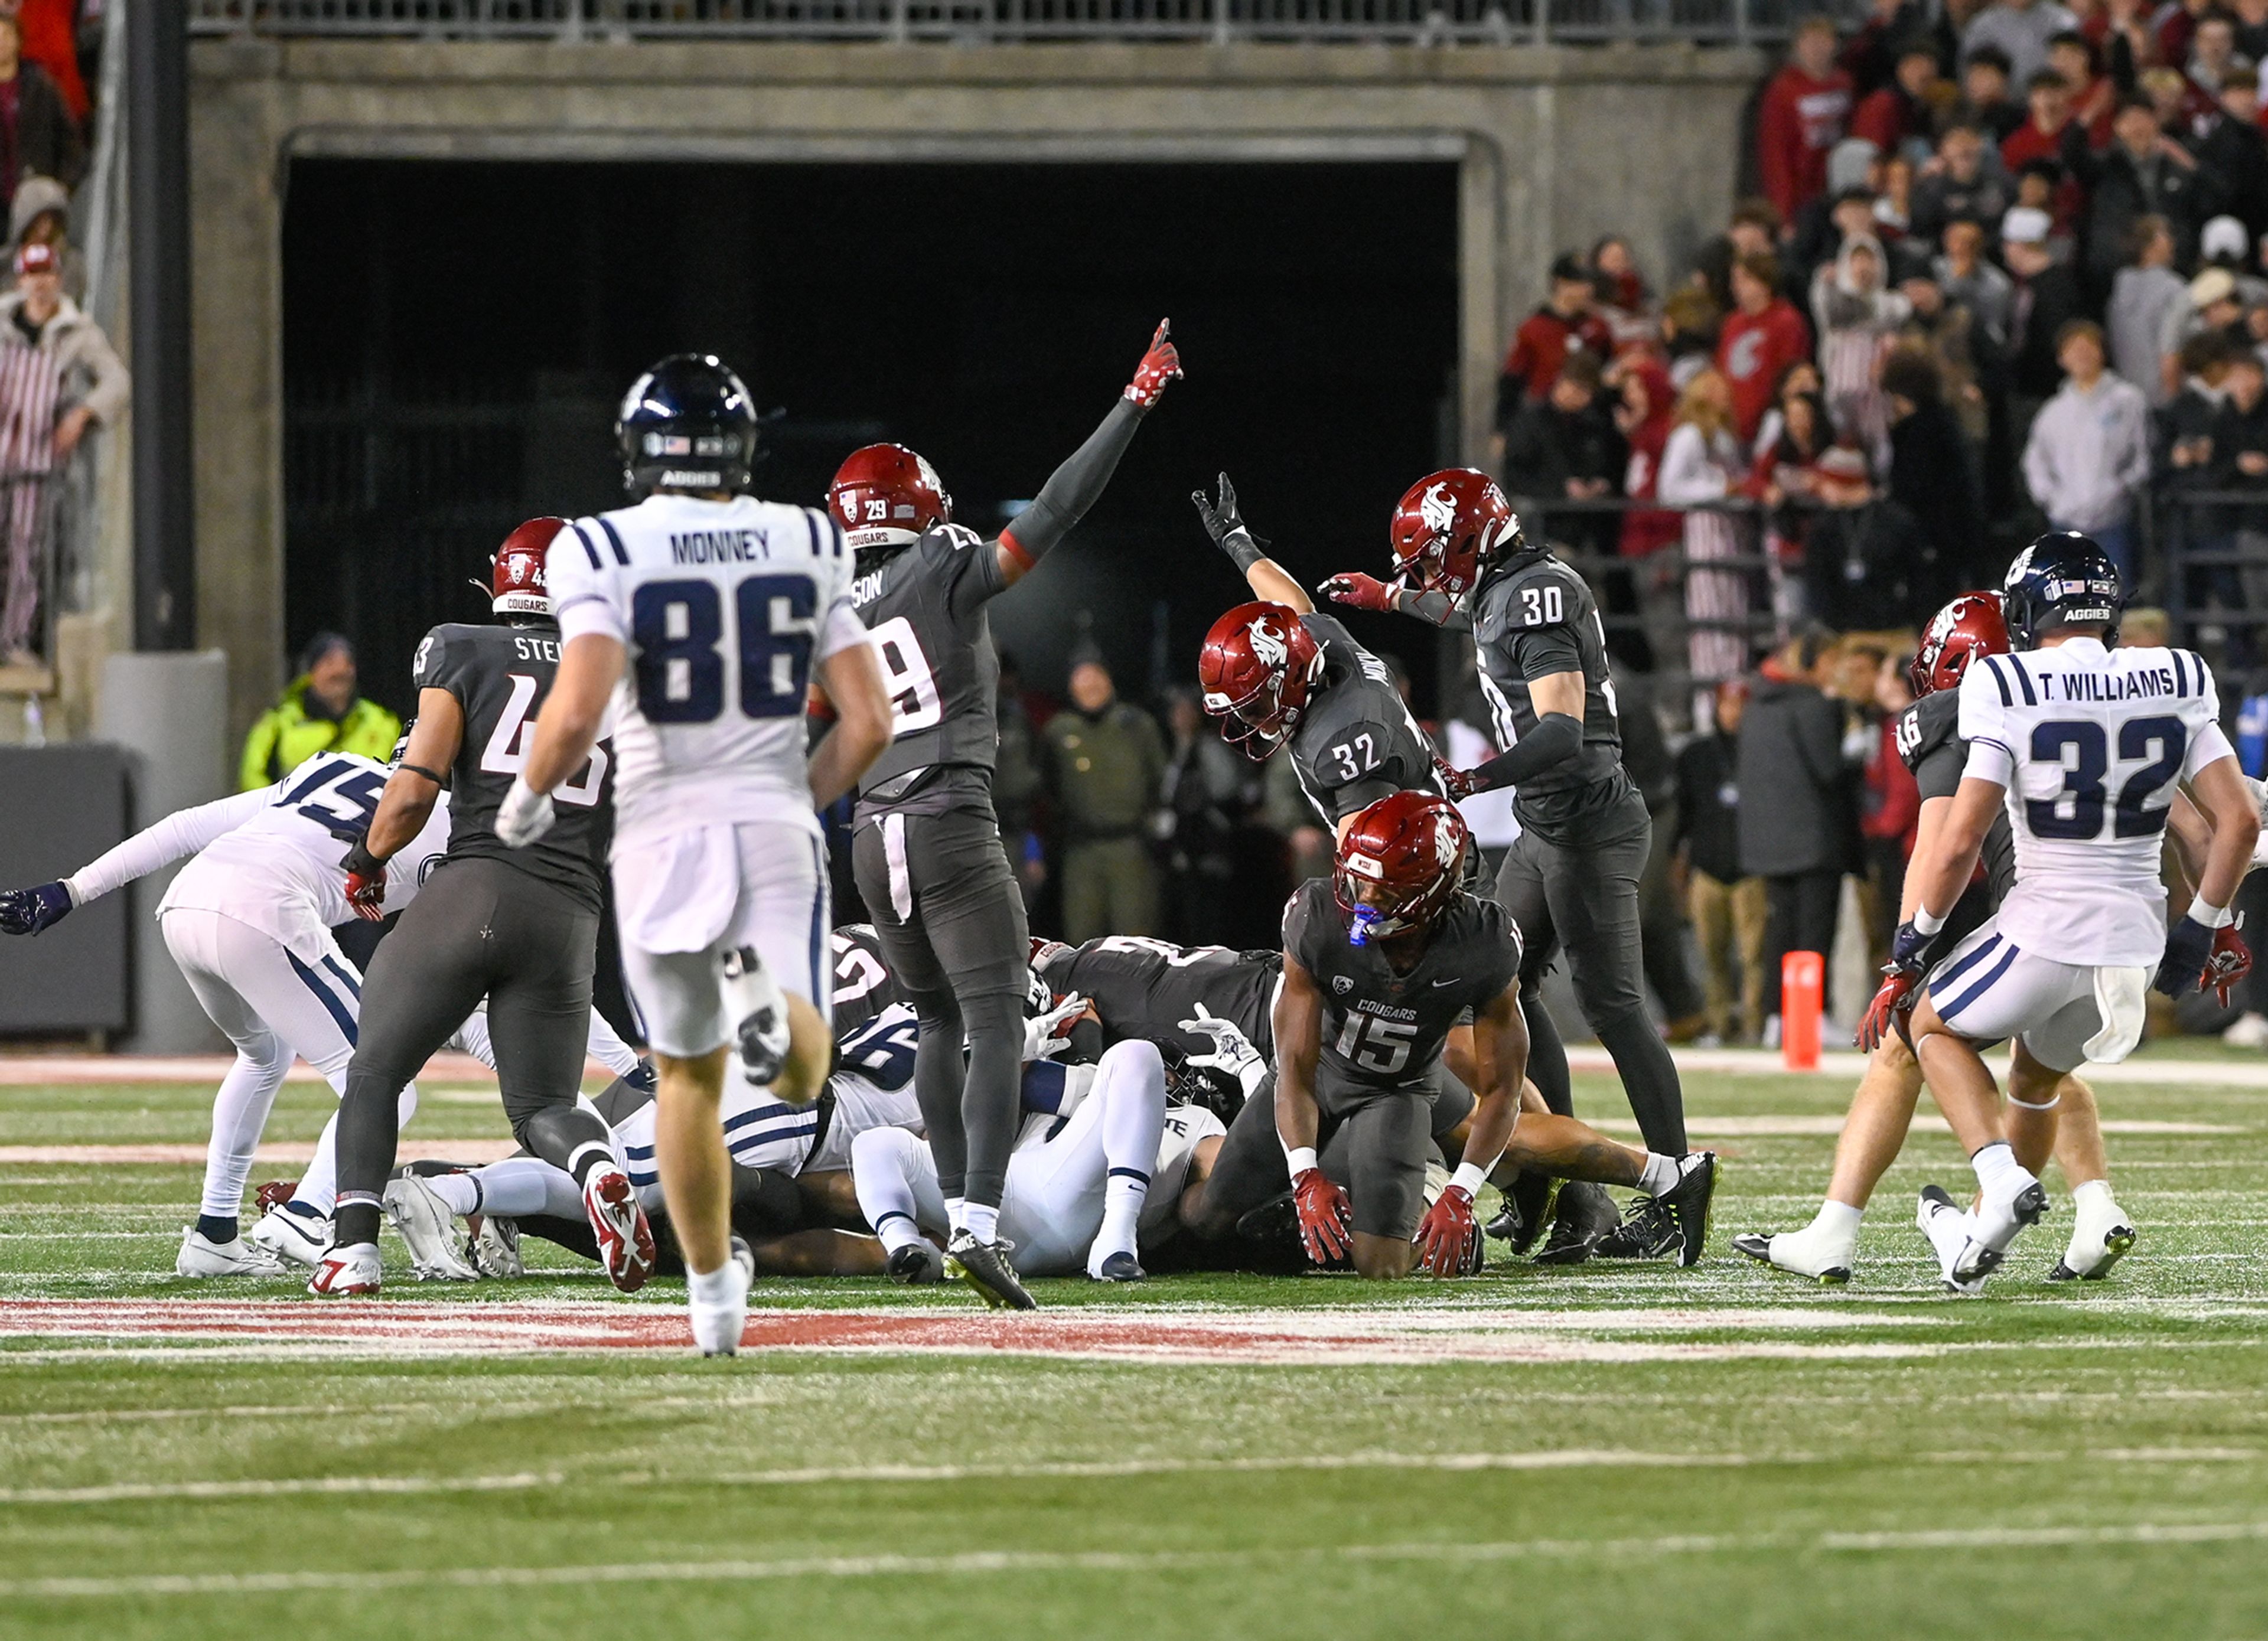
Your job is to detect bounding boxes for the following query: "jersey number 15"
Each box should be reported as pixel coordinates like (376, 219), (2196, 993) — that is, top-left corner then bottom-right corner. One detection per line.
(631, 575), (816, 725)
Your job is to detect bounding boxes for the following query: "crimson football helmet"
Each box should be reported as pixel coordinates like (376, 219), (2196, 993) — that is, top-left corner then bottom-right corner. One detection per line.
(491, 516), (566, 619)
(1908, 591), (2009, 698)
(1198, 601), (1324, 758)
(1332, 791), (1471, 945)
(1388, 468), (1523, 601)
(829, 443), (952, 553)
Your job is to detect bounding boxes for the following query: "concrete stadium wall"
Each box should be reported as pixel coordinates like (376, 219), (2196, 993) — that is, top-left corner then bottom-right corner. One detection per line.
(189, 37), (1762, 741)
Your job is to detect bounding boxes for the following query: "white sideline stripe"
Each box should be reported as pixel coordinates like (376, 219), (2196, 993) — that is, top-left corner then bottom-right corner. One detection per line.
(11, 1521), (2268, 1597)
(7, 1446), (2256, 1505)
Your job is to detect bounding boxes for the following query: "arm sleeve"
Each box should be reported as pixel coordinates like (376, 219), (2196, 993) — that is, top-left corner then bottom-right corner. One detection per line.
(548, 523), (627, 645)
(1401, 589), (1473, 632)
(1461, 712), (1585, 794)
(65, 787), (276, 905)
(994, 397), (1147, 573)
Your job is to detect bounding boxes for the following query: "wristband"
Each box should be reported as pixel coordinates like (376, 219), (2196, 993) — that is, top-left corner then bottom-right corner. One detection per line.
(1912, 905), (1946, 937)
(1285, 1145), (1319, 1177)
(2192, 898), (2235, 929)
(1220, 529), (1266, 574)
(1449, 1162), (1489, 1198)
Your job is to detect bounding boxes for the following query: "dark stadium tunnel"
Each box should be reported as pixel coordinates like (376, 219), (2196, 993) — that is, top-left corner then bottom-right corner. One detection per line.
(281, 156), (1462, 721)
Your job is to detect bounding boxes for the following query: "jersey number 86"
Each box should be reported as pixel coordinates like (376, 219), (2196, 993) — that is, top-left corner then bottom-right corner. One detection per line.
(630, 575), (816, 725)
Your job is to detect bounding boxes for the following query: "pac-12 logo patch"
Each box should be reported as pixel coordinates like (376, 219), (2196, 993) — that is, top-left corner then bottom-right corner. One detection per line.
(1331, 975), (1354, 995)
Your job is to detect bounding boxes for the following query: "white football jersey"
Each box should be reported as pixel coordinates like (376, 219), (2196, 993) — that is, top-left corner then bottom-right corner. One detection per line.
(64, 752), (449, 962)
(548, 494), (866, 844)
(1142, 1103), (1227, 1235)
(1959, 638), (2235, 965)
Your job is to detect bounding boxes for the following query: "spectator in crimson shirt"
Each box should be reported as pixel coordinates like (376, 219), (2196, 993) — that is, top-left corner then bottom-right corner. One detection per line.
(0, 15), (82, 203)
(1719, 253), (1815, 442)
(2046, 30), (2121, 145)
(2001, 68), (2076, 172)
(1495, 252), (1614, 436)
(1851, 38), (1945, 160)
(1757, 17), (1856, 227)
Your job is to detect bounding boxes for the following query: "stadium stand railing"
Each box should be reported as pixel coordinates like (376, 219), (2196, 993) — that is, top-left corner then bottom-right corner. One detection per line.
(187, 0), (1860, 46)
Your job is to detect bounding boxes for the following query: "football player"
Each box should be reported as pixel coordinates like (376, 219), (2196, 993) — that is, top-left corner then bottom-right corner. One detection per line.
(312, 517), (648, 1300)
(1179, 792), (1716, 1278)
(498, 355), (893, 1353)
(1891, 535), (2256, 1288)
(826, 320), (1181, 1311)
(1322, 471), (1690, 1262)
(1735, 592), (2138, 1286)
(1188, 472), (1446, 833)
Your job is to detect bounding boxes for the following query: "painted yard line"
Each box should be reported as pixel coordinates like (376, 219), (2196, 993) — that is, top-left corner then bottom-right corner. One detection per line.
(7, 1447), (2258, 1506)
(1568, 1046), (2268, 1087)
(0, 1141), (522, 1166)
(11, 1521), (2268, 1598)
(0, 1055), (611, 1088)
(1582, 1115), (2245, 1137)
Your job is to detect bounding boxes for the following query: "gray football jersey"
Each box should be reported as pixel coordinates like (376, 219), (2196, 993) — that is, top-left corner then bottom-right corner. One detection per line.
(849, 524), (1011, 824)
(1035, 934), (1282, 1061)
(1286, 613), (1444, 826)
(1282, 878), (1521, 1094)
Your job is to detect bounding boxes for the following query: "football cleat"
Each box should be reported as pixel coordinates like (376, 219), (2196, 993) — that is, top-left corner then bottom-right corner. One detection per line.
(722, 947), (790, 1088)
(730, 1234), (756, 1286)
(250, 1201), (332, 1268)
(1485, 1170), (1559, 1252)
(1731, 1225), (1853, 1286)
(886, 1240), (944, 1285)
(1944, 1175), (2049, 1286)
(582, 1166), (657, 1294)
(945, 1232), (1037, 1310)
(175, 1225), (285, 1278)
(1916, 1186), (1986, 1296)
(1089, 1249), (1147, 1283)
(308, 1241), (382, 1297)
(464, 1212), (524, 1279)
(1533, 1180), (1621, 1265)
(689, 1252), (752, 1358)
(383, 1176), (478, 1281)
(1654, 1152), (1718, 1267)
(2048, 1191), (2136, 1282)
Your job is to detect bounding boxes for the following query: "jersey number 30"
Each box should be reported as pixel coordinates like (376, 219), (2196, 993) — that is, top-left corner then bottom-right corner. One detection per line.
(631, 575), (816, 725)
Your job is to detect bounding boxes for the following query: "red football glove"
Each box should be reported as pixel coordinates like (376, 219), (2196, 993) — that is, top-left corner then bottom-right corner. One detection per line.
(1123, 319), (1182, 409)
(344, 870), (387, 922)
(1291, 1167), (1353, 1265)
(1321, 572), (1397, 612)
(1414, 1185), (1482, 1276)
(1855, 965), (1920, 1053)
(1433, 756), (1482, 802)
(2206, 918), (2253, 1007)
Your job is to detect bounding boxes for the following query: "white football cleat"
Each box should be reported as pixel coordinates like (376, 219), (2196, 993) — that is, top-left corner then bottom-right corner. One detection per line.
(2049, 1189), (2137, 1281)
(383, 1176), (478, 1281)
(250, 1202), (331, 1268)
(465, 1212), (524, 1278)
(308, 1241), (383, 1297)
(1916, 1186), (1986, 1297)
(582, 1165), (657, 1294)
(1955, 1170), (2049, 1284)
(689, 1253), (752, 1357)
(722, 946), (790, 1088)
(175, 1226), (285, 1278)
(1730, 1224), (1854, 1285)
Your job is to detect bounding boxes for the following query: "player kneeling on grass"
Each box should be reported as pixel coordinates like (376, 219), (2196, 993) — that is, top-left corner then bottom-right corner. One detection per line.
(1885, 536), (2256, 1291)
(1177, 792), (1716, 1279)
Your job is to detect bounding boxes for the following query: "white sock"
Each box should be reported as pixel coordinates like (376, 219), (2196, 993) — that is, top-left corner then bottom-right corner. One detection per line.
(465, 1157), (579, 1219)
(1970, 1140), (2030, 1202)
(1093, 1041), (1166, 1248)
(1810, 1200), (1864, 1242)
(2072, 1179), (2116, 1215)
(1100, 1175), (1148, 1256)
(686, 1261), (743, 1305)
(426, 1173), (479, 1218)
(944, 1195), (967, 1236)
(1638, 1152), (1681, 1196)
(962, 1202), (999, 1242)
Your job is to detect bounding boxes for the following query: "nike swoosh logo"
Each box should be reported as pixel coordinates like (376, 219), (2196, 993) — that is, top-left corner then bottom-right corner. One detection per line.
(1430, 977), (1462, 988)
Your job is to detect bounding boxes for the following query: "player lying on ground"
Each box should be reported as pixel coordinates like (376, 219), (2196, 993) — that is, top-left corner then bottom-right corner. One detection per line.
(830, 321), (1182, 1314)
(854, 1039), (1226, 1290)
(1177, 792), (1717, 1278)
(1735, 591), (2137, 1285)
(1323, 469), (1689, 1260)
(0, 739), (630, 1276)
(506, 354), (894, 1353)
(1893, 535), (2256, 1291)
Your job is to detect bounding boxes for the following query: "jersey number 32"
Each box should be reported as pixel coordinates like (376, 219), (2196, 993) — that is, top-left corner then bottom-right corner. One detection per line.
(631, 575), (817, 725)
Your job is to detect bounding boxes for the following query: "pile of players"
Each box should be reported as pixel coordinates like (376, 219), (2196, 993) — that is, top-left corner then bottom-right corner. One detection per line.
(3, 319), (2253, 1349)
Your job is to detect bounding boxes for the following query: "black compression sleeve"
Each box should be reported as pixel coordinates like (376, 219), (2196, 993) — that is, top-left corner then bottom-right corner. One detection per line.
(1220, 531), (1268, 575)
(999, 397), (1146, 566)
(1465, 711), (1583, 793)
(1401, 589), (1472, 632)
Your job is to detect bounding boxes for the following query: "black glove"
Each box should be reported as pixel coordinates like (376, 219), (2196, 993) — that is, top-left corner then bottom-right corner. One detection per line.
(1191, 472), (1266, 570)
(0, 882), (73, 937)
(2155, 913), (2218, 997)
(1889, 918), (1935, 973)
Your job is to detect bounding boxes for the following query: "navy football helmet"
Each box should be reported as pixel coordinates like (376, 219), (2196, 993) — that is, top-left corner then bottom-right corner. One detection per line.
(2002, 531), (2124, 650)
(615, 354), (759, 497)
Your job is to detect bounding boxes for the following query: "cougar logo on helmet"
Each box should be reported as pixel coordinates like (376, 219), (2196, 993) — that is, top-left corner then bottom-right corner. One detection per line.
(1420, 482), (1458, 537)
(1247, 615), (1289, 668)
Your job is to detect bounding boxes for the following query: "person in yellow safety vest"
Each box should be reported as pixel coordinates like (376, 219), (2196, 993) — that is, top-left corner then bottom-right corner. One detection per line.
(238, 632), (402, 791)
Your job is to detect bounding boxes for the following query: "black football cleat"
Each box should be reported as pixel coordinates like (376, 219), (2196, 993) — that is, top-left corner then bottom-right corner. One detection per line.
(885, 1239), (943, 1286)
(1531, 1180), (1619, 1265)
(946, 1232), (1037, 1310)
(1485, 1170), (1559, 1252)
(1090, 1250), (1146, 1283)
(1651, 1151), (1718, 1267)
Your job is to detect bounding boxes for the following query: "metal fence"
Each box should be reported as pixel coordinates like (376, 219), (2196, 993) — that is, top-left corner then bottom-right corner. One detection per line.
(188, 0), (1858, 45)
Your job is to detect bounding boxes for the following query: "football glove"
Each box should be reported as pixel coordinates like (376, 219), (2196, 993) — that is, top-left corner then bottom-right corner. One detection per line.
(1413, 1184), (1482, 1277)
(1291, 1167), (1354, 1265)
(1320, 571), (1396, 612)
(1022, 993), (1090, 1062)
(1123, 319), (1182, 409)
(0, 880), (73, 936)
(1190, 472), (1248, 549)
(2207, 918), (2253, 1008)
(341, 838), (387, 922)
(2155, 912), (2219, 998)
(1432, 755), (1482, 801)
(495, 774), (556, 849)
(1855, 965), (1920, 1053)
(1177, 1005), (1267, 1099)
(1889, 918), (1935, 972)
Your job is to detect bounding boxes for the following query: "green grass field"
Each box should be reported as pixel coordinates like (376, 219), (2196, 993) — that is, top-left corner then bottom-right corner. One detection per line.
(4, 1056), (2266, 1641)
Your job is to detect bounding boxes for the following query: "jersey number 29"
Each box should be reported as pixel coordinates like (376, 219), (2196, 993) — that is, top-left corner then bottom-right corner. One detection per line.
(631, 575), (816, 725)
